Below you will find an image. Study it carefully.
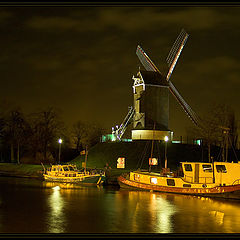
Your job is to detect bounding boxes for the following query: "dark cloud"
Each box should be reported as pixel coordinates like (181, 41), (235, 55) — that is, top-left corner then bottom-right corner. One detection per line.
(0, 5), (240, 138)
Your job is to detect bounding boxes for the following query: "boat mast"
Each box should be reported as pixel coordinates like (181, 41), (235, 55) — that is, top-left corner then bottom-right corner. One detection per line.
(220, 127), (230, 162)
(41, 162), (46, 174)
(211, 156), (215, 183)
(149, 138), (154, 173)
(149, 123), (155, 173)
(225, 129), (229, 162)
(84, 145), (88, 174)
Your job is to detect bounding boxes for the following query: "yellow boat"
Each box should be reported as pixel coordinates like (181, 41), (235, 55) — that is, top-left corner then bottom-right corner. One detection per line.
(43, 164), (106, 185)
(118, 161), (240, 199)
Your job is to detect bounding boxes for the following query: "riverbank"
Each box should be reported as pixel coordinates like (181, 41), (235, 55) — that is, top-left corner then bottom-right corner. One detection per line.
(0, 163), (129, 185)
(0, 163), (45, 179)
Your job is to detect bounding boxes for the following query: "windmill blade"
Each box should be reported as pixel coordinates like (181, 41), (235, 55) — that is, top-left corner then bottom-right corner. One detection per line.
(166, 30), (189, 82)
(169, 81), (201, 127)
(136, 45), (160, 73)
(166, 29), (187, 67)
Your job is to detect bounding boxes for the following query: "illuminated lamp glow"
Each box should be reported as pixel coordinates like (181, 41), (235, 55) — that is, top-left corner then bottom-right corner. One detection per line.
(58, 138), (63, 144)
(111, 134), (116, 141)
(164, 136), (169, 142)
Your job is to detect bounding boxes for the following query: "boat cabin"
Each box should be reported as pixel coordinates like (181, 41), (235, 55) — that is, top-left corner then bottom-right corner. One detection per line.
(47, 165), (77, 172)
(46, 165), (79, 177)
(181, 162), (240, 186)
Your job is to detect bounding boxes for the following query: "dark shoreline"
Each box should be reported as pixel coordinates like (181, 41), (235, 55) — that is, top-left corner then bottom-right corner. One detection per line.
(0, 164), (122, 186)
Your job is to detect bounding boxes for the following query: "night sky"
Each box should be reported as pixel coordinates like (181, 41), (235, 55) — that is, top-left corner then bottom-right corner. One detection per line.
(1, 4), (240, 138)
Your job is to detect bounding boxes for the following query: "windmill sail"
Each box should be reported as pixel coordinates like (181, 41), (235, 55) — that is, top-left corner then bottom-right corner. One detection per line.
(168, 81), (200, 127)
(166, 29), (189, 82)
(166, 29), (188, 67)
(136, 45), (159, 73)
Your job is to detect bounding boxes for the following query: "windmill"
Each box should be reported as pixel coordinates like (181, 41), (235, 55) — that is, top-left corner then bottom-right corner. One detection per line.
(112, 29), (201, 141)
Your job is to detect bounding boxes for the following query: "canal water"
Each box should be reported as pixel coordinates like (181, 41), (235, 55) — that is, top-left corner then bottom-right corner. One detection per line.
(0, 177), (240, 234)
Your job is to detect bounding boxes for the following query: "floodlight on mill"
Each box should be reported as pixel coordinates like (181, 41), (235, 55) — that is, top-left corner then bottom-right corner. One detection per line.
(112, 29), (201, 141)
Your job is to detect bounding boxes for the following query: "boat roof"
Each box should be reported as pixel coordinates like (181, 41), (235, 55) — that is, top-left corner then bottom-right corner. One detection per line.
(50, 164), (76, 167)
(180, 162), (239, 164)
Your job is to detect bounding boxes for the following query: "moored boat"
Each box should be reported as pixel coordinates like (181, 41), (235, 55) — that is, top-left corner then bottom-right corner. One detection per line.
(43, 164), (106, 185)
(118, 161), (240, 199)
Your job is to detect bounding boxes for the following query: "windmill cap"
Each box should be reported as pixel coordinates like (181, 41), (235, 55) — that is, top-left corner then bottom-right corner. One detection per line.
(139, 70), (169, 87)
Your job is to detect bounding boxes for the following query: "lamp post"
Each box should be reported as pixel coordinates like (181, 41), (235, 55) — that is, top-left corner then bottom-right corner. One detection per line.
(58, 138), (63, 164)
(164, 136), (169, 169)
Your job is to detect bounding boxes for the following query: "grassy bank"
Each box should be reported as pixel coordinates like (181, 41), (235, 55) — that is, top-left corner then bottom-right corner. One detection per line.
(0, 163), (45, 179)
(69, 141), (208, 171)
(1, 141), (235, 184)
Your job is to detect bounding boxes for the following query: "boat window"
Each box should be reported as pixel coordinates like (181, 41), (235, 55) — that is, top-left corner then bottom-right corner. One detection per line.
(184, 164), (192, 171)
(52, 168), (56, 171)
(63, 167), (69, 171)
(167, 179), (175, 186)
(202, 164), (213, 172)
(72, 165), (77, 170)
(59, 168), (63, 171)
(68, 166), (74, 171)
(134, 174), (140, 181)
(183, 184), (191, 187)
(216, 165), (227, 173)
(150, 177), (157, 184)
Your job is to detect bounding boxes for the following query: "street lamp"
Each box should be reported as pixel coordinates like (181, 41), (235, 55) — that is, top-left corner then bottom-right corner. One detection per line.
(58, 138), (63, 164)
(164, 136), (169, 169)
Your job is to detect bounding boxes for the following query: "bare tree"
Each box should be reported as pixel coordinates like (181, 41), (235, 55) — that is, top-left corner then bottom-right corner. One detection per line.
(72, 121), (106, 150)
(72, 121), (88, 152)
(0, 99), (17, 162)
(85, 123), (106, 147)
(4, 109), (28, 164)
(189, 103), (238, 162)
(29, 107), (65, 163)
(228, 111), (238, 149)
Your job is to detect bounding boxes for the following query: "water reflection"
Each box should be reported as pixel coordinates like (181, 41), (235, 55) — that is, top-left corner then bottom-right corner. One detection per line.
(117, 190), (240, 233)
(43, 181), (103, 192)
(209, 211), (224, 225)
(115, 190), (177, 233)
(150, 193), (177, 233)
(47, 185), (65, 233)
(1, 177), (240, 233)
(159, 193), (240, 233)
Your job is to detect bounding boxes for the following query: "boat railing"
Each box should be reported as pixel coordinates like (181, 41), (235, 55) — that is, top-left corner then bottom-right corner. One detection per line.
(232, 179), (240, 185)
(184, 175), (214, 184)
(199, 176), (214, 184)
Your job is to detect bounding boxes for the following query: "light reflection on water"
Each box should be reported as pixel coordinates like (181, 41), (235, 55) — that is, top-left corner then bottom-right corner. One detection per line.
(117, 191), (177, 233)
(0, 177), (240, 233)
(151, 193), (177, 233)
(47, 185), (65, 233)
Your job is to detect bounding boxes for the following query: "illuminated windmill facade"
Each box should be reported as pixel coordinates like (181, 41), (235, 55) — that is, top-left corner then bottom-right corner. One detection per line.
(132, 70), (170, 140)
